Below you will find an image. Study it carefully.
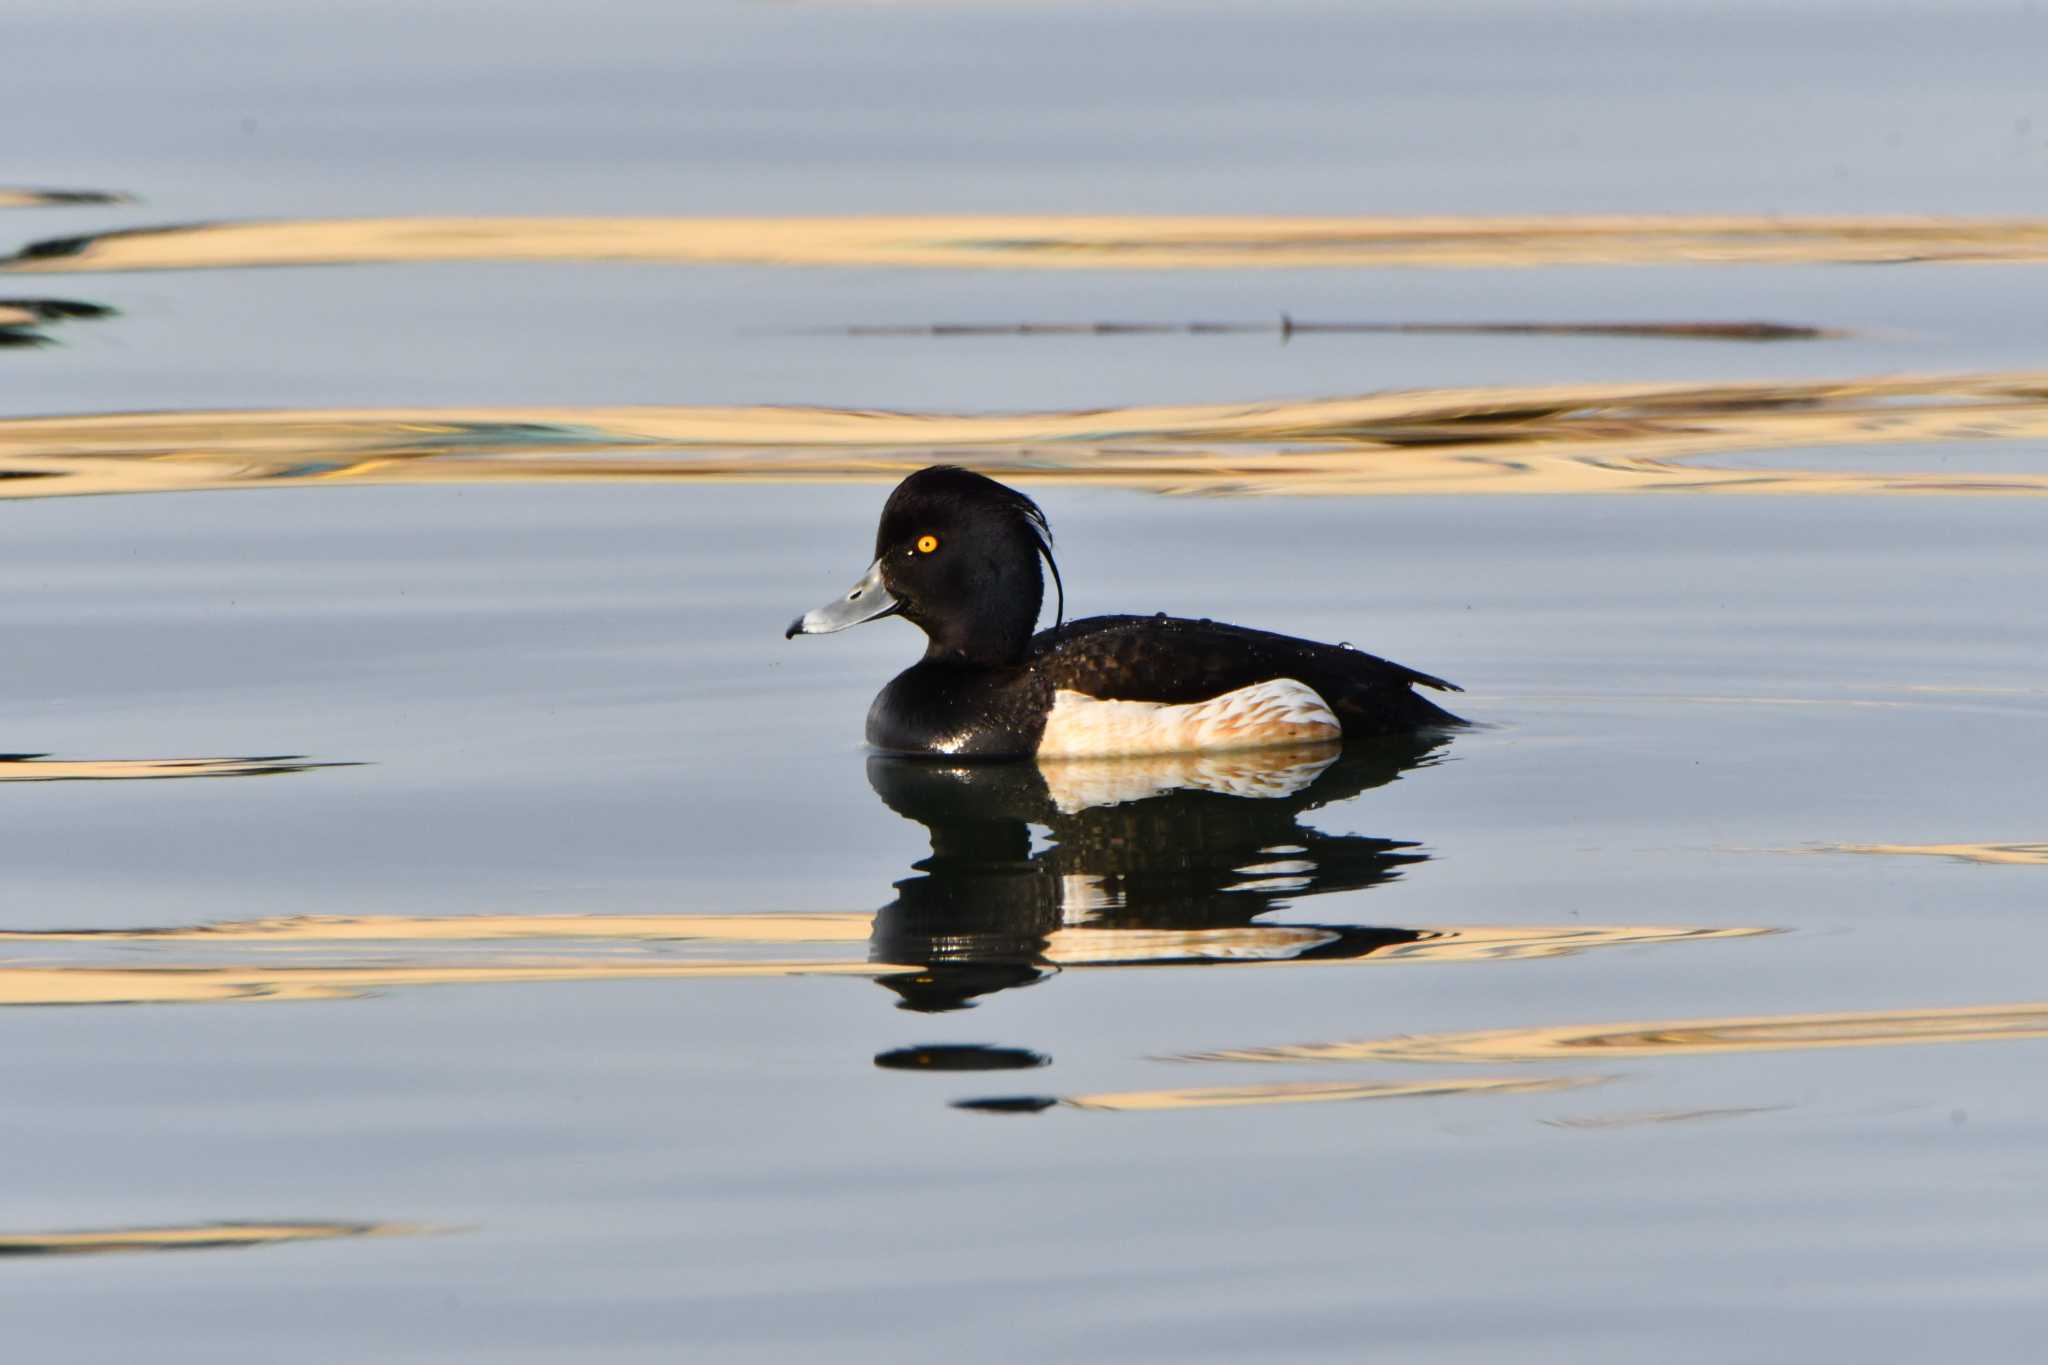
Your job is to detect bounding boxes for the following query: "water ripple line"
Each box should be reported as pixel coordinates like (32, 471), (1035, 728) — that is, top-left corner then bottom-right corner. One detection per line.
(11, 214), (2048, 274)
(4, 370), (2048, 499)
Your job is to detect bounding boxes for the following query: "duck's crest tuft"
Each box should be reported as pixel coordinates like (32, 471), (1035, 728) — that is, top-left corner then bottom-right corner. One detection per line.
(898, 465), (1065, 627)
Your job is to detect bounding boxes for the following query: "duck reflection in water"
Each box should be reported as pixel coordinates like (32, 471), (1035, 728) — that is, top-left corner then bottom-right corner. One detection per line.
(865, 734), (1447, 1016)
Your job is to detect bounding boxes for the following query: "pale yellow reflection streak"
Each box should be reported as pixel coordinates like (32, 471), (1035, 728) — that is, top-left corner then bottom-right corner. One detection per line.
(0, 960), (910, 1006)
(4, 371), (2048, 500)
(1183, 1001), (2048, 1066)
(0, 915), (1766, 958)
(0, 912), (880, 943)
(1057, 1074), (1600, 1113)
(12, 215), (2048, 275)
(0, 1221), (425, 1257)
(1808, 841), (2048, 867)
(1041, 923), (1769, 967)
(0, 756), (336, 782)
(0, 920), (1767, 1005)
(1305, 924), (1770, 964)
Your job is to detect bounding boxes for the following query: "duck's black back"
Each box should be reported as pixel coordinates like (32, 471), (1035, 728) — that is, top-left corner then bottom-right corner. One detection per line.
(1030, 614), (1464, 735)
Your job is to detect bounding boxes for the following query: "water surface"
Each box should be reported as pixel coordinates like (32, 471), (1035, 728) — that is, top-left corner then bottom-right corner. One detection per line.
(6, 2), (2048, 1361)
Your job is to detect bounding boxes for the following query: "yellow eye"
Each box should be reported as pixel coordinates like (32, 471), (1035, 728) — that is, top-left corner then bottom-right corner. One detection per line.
(915, 534), (939, 554)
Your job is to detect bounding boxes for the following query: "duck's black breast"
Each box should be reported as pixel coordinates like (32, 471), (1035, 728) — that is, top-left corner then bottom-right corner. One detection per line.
(1029, 614), (1464, 737)
(866, 660), (1054, 756)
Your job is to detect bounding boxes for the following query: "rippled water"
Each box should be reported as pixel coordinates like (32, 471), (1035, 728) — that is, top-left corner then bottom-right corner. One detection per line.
(7, 1), (2048, 1359)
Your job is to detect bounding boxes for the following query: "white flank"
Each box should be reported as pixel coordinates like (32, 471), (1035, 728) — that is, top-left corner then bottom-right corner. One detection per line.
(1036, 678), (1341, 760)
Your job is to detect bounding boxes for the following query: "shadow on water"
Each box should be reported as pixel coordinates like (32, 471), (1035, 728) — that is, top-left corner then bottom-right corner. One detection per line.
(865, 741), (1766, 1115)
(864, 736), (1445, 1014)
(0, 298), (114, 349)
(0, 736), (1853, 1117)
(0, 187), (131, 210)
(0, 735), (1767, 1025)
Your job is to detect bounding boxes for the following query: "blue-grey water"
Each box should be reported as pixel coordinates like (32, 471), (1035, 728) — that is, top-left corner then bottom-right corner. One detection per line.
(5, 1), (2048, 1360)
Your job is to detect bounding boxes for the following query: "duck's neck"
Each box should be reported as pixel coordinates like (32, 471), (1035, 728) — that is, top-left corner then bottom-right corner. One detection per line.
(920, 619), (1031, 668)
(916, 583), (1040, 666)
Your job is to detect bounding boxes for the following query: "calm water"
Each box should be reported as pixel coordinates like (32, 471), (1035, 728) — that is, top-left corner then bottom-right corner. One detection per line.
(6, 1), (2048, 1359)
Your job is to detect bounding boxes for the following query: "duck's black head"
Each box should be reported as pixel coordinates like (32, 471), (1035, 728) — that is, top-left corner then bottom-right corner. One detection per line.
(788, 466), (1064, 666)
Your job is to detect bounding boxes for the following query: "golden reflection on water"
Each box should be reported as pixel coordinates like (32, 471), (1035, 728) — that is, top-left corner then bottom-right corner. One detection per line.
(0, 755), (341, 782)
(0, 1220), (423, 1257)
(0, 745), (1754, 1014)
(1027, 1074), (1600, 1115)
(0, 919), (1764, 1006)
(1809, 841), (2048, 866)
(1183, 1001), (2048, 1065)
(4, 371), (2047, 499)
(0, 960), (912, 1007)
(3, 916), (1760, 960)
(0, 912), (882, 943)
(0, 746), (1774, 1121)
(11, 215), (2048, 274)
